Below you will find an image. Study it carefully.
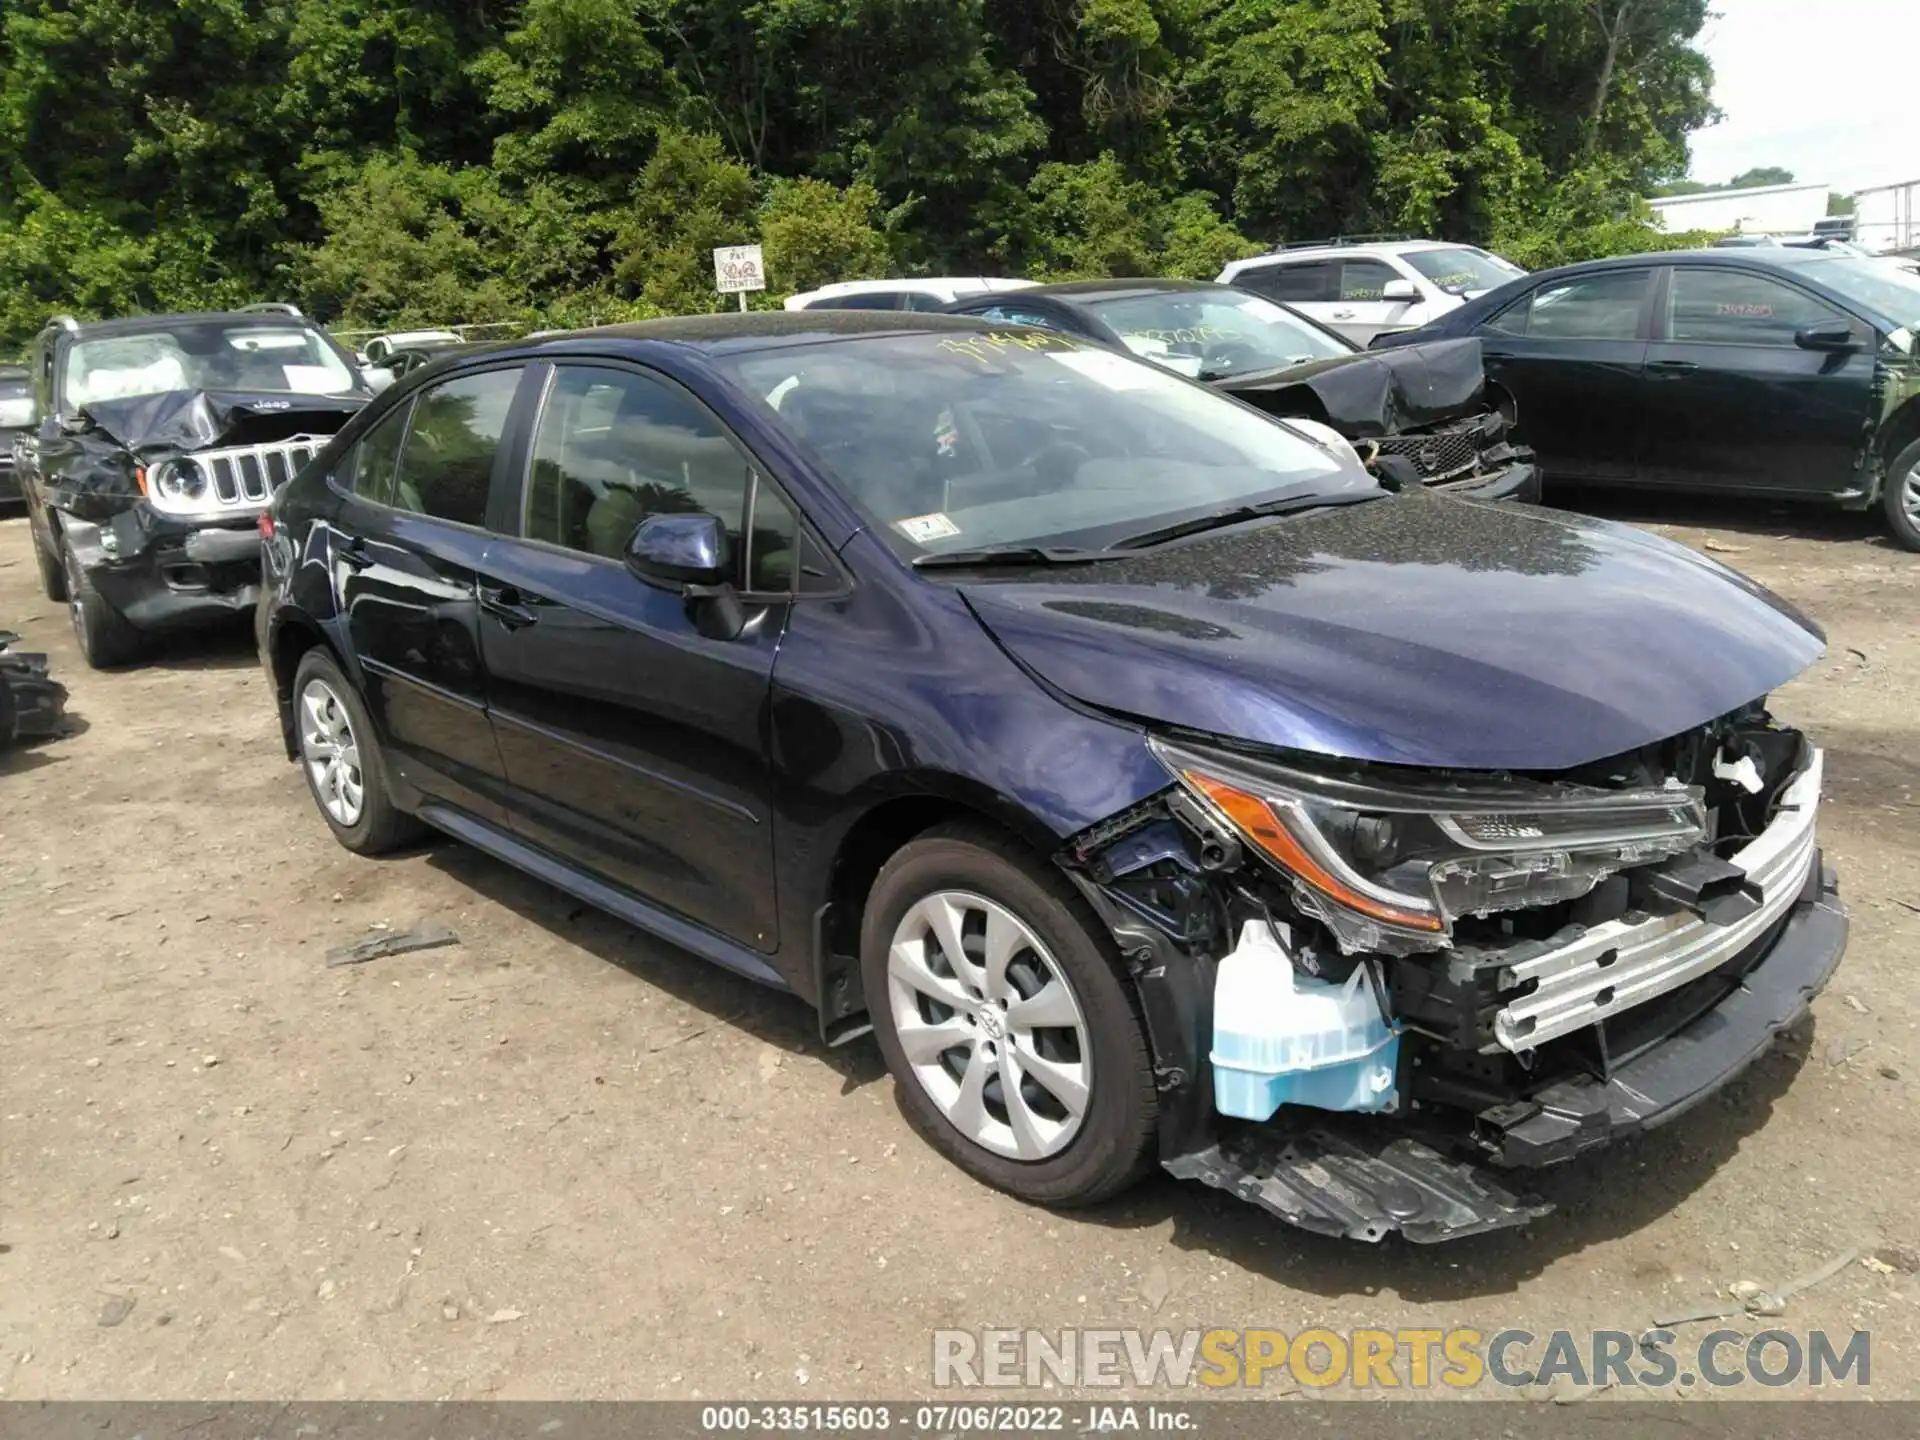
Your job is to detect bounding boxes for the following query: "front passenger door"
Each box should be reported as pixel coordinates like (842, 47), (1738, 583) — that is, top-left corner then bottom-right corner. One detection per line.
(476, 362), (796, 952)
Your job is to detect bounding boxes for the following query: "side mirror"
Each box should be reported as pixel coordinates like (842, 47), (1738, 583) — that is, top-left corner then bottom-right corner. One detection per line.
(362, 366), (394, 394)
(1795, 321), (1857, 353)
(624, 512), (733, 590)
(1381, 278), (1421, 303)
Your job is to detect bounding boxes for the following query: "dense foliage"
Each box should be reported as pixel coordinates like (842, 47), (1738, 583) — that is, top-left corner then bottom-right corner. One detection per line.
(0, 0), (1720, 348)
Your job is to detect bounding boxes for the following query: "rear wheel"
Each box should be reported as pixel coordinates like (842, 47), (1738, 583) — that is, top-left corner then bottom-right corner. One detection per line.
(62, 538), (140, 669)
(291, 647), (424, 854)
(860, 822), (1158, 1207)
(1885, 440), (1920, 553)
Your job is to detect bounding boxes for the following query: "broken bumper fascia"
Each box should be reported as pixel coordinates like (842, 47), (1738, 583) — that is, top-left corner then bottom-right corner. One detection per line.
(1481, 857), (1846, 1168)
(1435, 452), (1540, 503)
(63, 504), (263, 631)
(1062, 752), (1846, 1243)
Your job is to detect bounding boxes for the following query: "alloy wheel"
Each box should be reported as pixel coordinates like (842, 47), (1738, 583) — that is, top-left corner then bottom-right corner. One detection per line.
(299, 677), (365, 827)
(886, 890), (1092, 1161)
(1904, 458), (1920, 527)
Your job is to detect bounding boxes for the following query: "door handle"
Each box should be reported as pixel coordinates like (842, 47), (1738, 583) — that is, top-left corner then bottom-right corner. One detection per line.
(337, 537), (374, 570)
(479, 585), (539, 630)
(1647, 359), (1699, 376)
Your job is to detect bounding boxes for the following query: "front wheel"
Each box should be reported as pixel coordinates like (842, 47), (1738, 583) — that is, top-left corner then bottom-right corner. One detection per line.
(860, 823), (1158, 1207)
(62, 539), (140, 669)
(1885, 440), (1920, 552)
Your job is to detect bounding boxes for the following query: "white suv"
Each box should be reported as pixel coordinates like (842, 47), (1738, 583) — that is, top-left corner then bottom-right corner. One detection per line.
(784, 277), (1037, 312)
(1218, 239), (1526, 346)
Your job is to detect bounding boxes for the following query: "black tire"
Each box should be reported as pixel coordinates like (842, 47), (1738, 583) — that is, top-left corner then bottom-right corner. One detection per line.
(860, 822), (1158, 1207)
(62, 538), (141, 669)
(1884, 439), (1920, 553)
(290, 646), (426, 854)
(32, 515), (67, 603)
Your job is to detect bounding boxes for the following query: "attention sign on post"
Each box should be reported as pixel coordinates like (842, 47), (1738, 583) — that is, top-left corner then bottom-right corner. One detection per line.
(714, 245), (767, 304)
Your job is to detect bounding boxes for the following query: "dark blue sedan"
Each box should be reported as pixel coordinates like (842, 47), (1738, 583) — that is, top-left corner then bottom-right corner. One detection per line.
(258, 312), (1847, 1242)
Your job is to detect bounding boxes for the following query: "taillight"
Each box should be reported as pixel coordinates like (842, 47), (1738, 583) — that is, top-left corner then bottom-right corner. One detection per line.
(257, 512), (275, 540)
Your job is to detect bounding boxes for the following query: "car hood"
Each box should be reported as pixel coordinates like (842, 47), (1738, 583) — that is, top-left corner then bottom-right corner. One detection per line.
(78, 388), (369, 459)
(1212, 338), (1487, 437)
(957, 491), (1825, 771)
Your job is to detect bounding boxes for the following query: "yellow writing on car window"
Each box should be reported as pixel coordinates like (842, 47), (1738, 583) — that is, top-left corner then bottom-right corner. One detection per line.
(938, 331), (1079, 365)
(1714, 302), (1777, 319)
(1123, 325), (1239, 346)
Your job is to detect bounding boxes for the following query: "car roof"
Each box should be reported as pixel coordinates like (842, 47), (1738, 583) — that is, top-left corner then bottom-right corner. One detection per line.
(511, 309), (1002, 358)
(1008, 278), (1228, 304)
(1233, 240), (1461, 264)
(48, 310), (332, 339)
(794, 277), (1033, 298)
(1521, 247), (1847, 285)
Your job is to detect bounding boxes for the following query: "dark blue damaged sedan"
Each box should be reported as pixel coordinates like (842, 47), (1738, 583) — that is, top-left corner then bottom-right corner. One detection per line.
(258, 312), (1846, 1243)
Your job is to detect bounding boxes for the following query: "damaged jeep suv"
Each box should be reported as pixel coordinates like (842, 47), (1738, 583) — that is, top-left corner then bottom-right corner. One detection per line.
(260, 313), (1844, 1243)
(18, 308), (371, 667)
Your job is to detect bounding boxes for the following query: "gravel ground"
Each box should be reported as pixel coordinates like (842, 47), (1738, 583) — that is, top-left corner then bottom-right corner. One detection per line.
(0, 493), (1916, 1402)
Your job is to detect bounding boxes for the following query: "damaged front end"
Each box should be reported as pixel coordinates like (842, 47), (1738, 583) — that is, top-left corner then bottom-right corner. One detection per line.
(1219, 338), (1539, 502)
(1058, 705), (1846, 1243)
(41, 391), (361, 635)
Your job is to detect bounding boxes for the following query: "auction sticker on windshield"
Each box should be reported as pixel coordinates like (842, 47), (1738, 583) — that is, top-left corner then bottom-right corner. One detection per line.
(896, 512), (962, 544)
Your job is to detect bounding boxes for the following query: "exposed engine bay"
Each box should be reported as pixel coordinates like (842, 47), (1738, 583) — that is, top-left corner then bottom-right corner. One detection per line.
(1057, 703), (1847, 1242)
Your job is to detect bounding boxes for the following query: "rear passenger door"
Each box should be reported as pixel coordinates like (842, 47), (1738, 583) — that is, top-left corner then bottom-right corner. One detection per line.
(1637, 265), (1877, 496)
(1476, 268), (1655, 483)
(1231, 259), (1340, 332)
(475, 361), (818, 952)
(330, 364), (531, 826)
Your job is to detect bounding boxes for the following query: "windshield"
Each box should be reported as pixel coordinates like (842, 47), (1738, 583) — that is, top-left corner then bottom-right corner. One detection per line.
(720, 331), (1370, 559)
(0, 376), (29, 428)
(63, 321), (363, 408)
(1799, 258), (1920, 333)
(1081, 288), (1353, 379)
(1403, 247), (1527, 295)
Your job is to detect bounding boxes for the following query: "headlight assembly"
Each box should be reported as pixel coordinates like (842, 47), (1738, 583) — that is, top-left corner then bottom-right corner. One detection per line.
(1152, 737), (1707, 954)
(146, 458), (210, 514)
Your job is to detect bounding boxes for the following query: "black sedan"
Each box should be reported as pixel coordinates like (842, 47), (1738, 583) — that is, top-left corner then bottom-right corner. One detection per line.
(943, 279), (1537, 501)
(257, 311), (1843, 1243)
(1373, 249), (1920, 549)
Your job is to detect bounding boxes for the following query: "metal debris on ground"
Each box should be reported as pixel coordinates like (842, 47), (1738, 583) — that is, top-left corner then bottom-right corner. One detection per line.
(0, 631), (68, 747)
(1656, 1247), (1863, 1329)
(325, 922), (460, 968)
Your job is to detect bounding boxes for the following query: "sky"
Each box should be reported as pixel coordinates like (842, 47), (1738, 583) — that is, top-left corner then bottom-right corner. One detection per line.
(1686, 0), (1920, 194)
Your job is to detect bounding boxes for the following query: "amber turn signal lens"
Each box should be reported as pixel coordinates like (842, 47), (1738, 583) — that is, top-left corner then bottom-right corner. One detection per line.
(1183, 769), (1444, 933)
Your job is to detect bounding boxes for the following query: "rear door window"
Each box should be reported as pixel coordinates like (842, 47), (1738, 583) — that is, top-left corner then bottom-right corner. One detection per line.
(1667, 269), (1844, 346)
(1489, 270), (1650, 341)
(390, 367), (525, 526)
(1235, 261), (1337, 304)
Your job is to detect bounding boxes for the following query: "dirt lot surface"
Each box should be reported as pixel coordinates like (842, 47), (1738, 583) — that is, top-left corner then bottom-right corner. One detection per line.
(1, 494), (1917, 1403)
